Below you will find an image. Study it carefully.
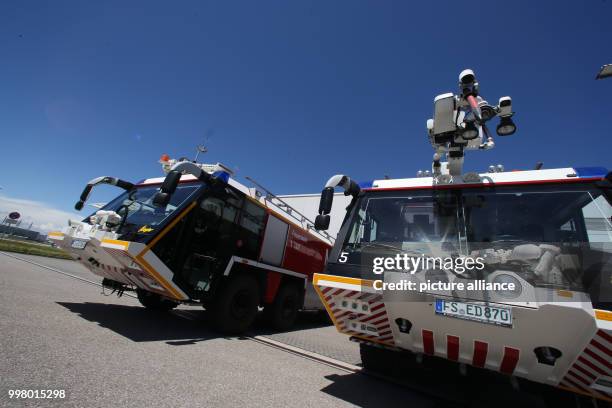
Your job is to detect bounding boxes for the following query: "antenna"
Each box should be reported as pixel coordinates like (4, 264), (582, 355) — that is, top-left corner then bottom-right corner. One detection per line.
(194, 144), (208, 162)
(194, 129), (214, 162)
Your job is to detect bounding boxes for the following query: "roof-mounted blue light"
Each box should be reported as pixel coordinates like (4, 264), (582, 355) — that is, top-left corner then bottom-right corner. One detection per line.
(212, 170), (230, 183)
(574, 167), (609, 179)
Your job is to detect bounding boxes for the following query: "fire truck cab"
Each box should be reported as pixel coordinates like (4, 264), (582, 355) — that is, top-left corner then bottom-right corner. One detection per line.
(312, 69), (612, 402)
(314, 167), (612, 400)
(49, 156), (349, 333)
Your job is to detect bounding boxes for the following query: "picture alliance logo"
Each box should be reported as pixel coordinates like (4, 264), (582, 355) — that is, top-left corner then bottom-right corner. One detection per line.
(371, 254), (486, 275)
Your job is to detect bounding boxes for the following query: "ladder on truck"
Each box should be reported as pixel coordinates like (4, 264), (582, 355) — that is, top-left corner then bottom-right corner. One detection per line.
(245, 176), (334, 244)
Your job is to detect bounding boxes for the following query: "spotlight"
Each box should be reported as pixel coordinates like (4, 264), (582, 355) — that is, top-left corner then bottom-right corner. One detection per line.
(479, 103), (497, 121)
(496, 115), (516, 136)
(462, 120), (479, 140)
(596, 64), (612, 80)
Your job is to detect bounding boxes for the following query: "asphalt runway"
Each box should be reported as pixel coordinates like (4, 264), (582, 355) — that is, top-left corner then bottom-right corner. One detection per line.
(0, 252), (439, 408)
(0, 252), (584, 408)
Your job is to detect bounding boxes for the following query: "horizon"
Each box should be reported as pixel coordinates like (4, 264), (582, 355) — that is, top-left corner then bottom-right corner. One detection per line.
(1, 0), (611, 233)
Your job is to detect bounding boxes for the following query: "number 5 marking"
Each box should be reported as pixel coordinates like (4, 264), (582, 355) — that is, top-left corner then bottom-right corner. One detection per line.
(338, 252), (348, 263)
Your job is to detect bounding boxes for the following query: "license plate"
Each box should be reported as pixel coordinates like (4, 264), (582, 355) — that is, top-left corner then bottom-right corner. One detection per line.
(71, 239), (88, 250)
(435, 299), (513, 328)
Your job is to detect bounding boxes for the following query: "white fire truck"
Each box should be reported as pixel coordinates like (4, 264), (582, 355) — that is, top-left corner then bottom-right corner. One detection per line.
(313, 70), (612, 402)
(49, 155), (349, 333)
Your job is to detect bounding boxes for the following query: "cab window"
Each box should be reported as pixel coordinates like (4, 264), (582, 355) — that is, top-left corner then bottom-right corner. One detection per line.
(238, 200), (266, 258)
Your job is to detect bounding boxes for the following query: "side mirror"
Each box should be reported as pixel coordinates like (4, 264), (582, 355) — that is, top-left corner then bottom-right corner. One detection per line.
(74, 176), (135, 211)
(319, 187), (334, 215)
(153, 170), (181, 207)
(315, 214), (330, 231)
(153, 192), (170, 207)
(161, 170), (181, 195)
(75, 184), (94, 211)
(315, 187), (334, 231)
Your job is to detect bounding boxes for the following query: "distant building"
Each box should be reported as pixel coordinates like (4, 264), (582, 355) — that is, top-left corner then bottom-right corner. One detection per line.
(0, 224), (44, 241)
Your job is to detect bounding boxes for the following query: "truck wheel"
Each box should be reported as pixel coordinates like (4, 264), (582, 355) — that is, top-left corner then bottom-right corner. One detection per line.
(211, 274), (260, 334)
(136, 289), (178, 312)
(360, 343), (398, 374)
(265, 282), (302, 331)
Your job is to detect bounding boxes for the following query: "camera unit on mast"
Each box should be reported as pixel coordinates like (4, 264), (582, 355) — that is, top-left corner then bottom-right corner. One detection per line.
(426, 69), (516, 179)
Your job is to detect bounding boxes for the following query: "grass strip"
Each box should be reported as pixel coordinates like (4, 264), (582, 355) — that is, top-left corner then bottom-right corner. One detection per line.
(0, 239), (72, 260)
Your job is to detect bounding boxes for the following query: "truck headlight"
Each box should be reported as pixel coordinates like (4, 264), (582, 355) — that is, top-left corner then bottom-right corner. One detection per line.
(492, 274), (522, 299)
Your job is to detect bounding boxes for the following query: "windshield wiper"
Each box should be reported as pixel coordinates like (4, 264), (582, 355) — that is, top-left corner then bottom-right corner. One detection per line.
(358, 242), (405, 253)
(356, 242), (431, 258)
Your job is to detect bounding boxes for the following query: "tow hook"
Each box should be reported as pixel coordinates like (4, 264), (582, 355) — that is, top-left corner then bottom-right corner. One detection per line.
(101, 278), (133, 297)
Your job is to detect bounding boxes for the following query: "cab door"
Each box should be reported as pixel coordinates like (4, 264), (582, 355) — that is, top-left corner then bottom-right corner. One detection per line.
(176, 189), (243, 298)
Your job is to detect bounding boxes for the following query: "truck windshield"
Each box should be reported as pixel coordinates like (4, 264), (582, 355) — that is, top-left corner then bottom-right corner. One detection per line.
(333, 183), (612, 303)
(89, 183), (201, 236)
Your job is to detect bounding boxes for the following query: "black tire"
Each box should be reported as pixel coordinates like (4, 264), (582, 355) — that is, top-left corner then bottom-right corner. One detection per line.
(360, 343), (400, 375)
(136, 289), (178, 312)
(265, 282), (303, 331)
(210, 274), (260, 334)
(517, 379), (577, 408)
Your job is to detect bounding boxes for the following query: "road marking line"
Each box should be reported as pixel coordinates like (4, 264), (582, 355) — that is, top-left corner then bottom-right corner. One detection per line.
(1, 252), (356, 370)
(0, 251), (457, 404)
(249, 335), (467, 405)
(2, 254), (361, 373)
(248, 335), (362, 373)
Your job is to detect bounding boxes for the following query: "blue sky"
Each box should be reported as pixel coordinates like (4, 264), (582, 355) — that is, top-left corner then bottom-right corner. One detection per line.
(0, 0), (611, 230)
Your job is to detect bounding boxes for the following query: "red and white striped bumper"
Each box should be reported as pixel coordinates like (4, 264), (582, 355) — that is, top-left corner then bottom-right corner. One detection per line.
(49, 232), (188, 301)
(559, 312), (612, 401)
(314, 273), (612, 402)
(313, 274), (395, 346)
